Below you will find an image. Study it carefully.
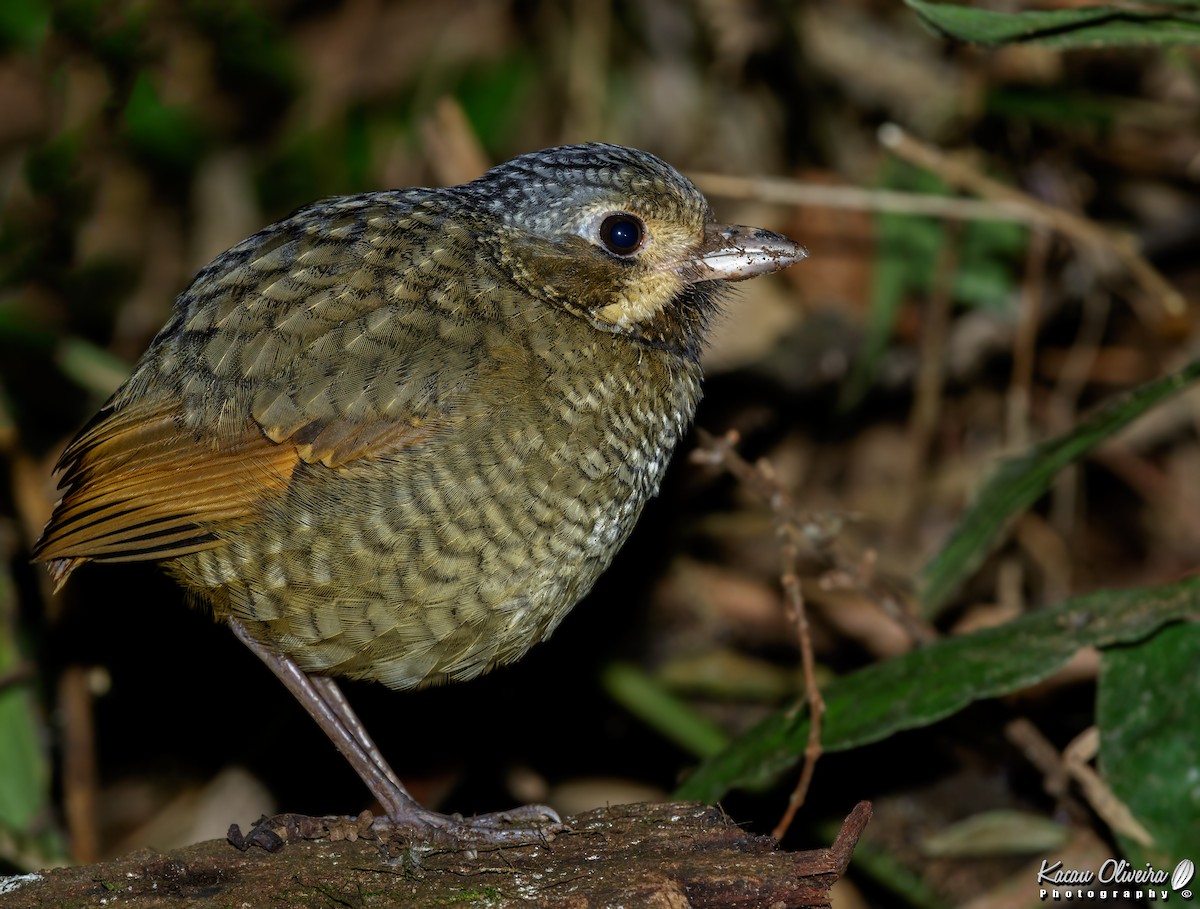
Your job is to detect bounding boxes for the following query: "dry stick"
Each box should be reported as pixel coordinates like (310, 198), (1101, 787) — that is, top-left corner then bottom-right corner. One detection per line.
(59, 665), (100, 864)
(771, 522), (822, 843)
(1008, 231), (1056, 604)
(691, 428), (825, 841)
(1004, 717), (1087, 819)
(1006, 718), (1154, 847)
(420, 96), (491, 187)
(690, 172), (1031, 223)
(694, 430), (934, 642)
(564, 0), (609, 142)
(1049, 292), (1111, 510)
(1008, 228), (1051, 451)
(689, 428), (941, 834)
(877, 123), (1185, 319)
(696, 131), (1184, 319)
(1047, 292), (1112, 591)
(901, 220), (961, 533)
(1062, 727), (1155, 847)
(822, 551), (937, 646)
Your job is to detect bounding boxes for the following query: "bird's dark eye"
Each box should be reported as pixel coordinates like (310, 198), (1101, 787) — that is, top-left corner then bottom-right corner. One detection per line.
(599, 214), (645, 256)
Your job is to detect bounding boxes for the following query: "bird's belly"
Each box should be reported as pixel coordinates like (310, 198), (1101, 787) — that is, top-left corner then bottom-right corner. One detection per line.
(178, 413), (680, 690)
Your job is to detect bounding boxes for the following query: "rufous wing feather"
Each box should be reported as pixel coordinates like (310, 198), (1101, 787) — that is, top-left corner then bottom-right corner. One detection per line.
(33, 398), (302, 590)
(34, 394), (453, 590)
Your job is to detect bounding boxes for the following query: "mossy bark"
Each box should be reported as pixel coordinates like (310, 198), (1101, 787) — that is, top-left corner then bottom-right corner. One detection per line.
(1, 801), (870, 908)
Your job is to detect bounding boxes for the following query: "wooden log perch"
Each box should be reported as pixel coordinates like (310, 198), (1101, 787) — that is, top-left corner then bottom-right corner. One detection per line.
(0, 800), (871, 908)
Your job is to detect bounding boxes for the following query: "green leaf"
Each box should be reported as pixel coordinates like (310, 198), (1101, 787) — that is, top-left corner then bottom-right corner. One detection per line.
(603, 662), (731, 759)
(24, 132), (83, 199)
(838, 187), (930, 410)
(921, 810), (1067, 857)
(123, 73), (208, 174)
(904, 1), (1200, 49)
(455, 54), (537, 153)
(258, 125), (376, 215)
(0, 690), (44, 837)
(839, 162), (1024, 410)
(675, 578), (1200, 804)
(919, 357), (1200, 619)
(56, 337), (131, 398)
(0, 560), (49, 846)
(1098, 622), (1200, 865)
(953, 219), (1026, 311)
(187, 0), (296, 116)
(987, 88), (1120, 131)
(56, 0), (147, 82)
(0, 0), (49, 51)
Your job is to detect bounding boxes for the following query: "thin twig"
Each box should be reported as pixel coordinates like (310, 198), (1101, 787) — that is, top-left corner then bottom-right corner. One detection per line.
(564, 0), (609, 142)
(878, 123), (1184, 317)
(690, 426), (945, 827)
(698, 130), (1185, 318)
(816, 548), (934, 645)
(420, 96), (491, 187)
(60, 665), (100, 864)
(1008, 228), (1052, 451)
(1062, 727), (1155, 847)
(691, 426), (935, 646)
(691, 427), (826, 840)
(901, 220), (960, 532)
(1004, 717), (1086, 818)
(1006, 718), (1153, 847)
(1048, 292), (1112, 547)
(771, 523), (823, 842)
(690, 172), (1030, 223)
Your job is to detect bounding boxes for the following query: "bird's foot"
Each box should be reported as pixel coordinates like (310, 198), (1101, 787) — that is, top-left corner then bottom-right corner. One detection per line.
(227, 804), (565, 854)
(374, 803), (566, 854)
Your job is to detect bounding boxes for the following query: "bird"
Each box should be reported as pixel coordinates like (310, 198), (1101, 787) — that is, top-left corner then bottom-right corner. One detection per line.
(33, 143), (805, 846)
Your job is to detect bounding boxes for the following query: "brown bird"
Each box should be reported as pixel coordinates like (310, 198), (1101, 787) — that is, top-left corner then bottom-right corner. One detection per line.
(34, 143), (804, 844)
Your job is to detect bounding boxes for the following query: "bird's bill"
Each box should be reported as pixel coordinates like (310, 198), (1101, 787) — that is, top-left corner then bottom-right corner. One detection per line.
(686, 223), (807, 283)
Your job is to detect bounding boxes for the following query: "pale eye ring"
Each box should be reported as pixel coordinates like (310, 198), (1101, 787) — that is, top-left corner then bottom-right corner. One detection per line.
(598, 213), (646, 257)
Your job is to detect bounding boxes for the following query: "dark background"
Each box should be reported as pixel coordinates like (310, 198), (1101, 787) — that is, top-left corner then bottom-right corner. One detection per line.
(2, 2), (1199, 905)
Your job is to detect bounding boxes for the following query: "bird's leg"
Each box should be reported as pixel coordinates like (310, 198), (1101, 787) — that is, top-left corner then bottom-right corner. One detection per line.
(309, 674), (405, 791)
(228, 617), (414, 819)
(228, 618), (563, 846)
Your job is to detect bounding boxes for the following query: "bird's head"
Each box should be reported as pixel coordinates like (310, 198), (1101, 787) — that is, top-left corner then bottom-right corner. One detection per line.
(465, 143), (806, 359)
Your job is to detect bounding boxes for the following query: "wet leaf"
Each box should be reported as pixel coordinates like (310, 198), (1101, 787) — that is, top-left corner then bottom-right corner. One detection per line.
(905, 1), (1200, 49)
(920, 357), (1200, 618)
(676, 579), (1200, 803)
(1098, 622), (1200, 865)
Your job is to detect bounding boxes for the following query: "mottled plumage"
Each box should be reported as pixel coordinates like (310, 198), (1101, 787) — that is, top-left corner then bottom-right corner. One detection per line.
(35, 144), (804, 841)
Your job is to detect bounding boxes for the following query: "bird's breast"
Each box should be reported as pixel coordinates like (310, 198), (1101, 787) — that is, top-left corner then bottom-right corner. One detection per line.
(182, 333), (702, 691)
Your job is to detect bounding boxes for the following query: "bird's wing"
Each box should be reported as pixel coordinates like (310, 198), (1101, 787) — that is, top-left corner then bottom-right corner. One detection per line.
(32, 398), (304, 585)
(34, 193), (501, 583)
